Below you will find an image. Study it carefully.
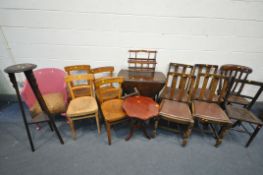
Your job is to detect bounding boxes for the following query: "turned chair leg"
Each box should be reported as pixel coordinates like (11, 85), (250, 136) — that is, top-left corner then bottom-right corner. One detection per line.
(215, 125), (229, 147)
(95, 112), (101, 135)
(182, 123), (193, 147)
(105, 122), (112, 145)
(68, 118), (76, 140)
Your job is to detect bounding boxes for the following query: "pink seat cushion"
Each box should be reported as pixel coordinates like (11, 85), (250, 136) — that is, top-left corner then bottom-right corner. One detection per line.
(21, 68), (68, 115)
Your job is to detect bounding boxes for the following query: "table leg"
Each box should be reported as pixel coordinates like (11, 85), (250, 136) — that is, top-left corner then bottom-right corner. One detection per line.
(125, 119), (151, 141)
(142, 121), (151, 139)
(125, 119), (136, 141)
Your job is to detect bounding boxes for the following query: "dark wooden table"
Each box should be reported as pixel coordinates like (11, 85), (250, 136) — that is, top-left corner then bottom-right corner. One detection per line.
(122, 96), (159, 141)
(118, 69), (166, 99)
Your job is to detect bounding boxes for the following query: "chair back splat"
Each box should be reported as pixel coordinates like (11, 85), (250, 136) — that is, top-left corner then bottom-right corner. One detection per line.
(65, 74), (95, 99)
(160, 63), (193, 101)
(220, 64), (253, 105)
(95, 77), (124, 104)
(192, 73), (231, 103)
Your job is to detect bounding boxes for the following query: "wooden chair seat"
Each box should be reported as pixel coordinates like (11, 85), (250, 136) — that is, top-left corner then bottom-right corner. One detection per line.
(226, 105), (263, 125)
(66, 96), (98, 117)
(30, 92), (66, 118)
(101, 99), (126, 122)
(192, 100), (231, 124)
(227, 95), (249, 105)
(160, 99), (193, 124)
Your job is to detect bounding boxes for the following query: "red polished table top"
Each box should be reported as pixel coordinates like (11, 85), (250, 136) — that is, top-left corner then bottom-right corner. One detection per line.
(122, 96), (159, 120)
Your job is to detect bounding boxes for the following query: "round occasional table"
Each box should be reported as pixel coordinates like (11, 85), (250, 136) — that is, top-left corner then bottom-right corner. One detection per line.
(122, 96), (159, 141)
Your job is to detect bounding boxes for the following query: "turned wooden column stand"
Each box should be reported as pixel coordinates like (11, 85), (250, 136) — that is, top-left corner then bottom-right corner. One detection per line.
(122, 96), (159, 141)
(4, 63), (64, 152)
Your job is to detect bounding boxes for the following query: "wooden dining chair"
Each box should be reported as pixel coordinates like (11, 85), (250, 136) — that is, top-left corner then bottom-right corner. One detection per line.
(64, 65), (91, 98)
(191, 73), (233, 147)
(220, 64), (253, 106)
(95, 77), (125, 145)
(65, 74), (100, 140)
(157, 72), (195, 146)
(159, 63), (193, 101)
(225, 79), (263, 147)
(128, 50), (157, 73)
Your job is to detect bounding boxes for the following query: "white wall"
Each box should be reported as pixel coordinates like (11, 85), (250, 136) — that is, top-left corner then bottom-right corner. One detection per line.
(0, 0), (263, 96)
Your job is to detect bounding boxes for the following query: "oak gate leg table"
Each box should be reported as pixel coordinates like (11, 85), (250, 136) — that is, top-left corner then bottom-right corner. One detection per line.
(122, 96), (159, 140)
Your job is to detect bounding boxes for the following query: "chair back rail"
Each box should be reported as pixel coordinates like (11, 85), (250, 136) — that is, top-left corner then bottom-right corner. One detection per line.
(64, 65), (90, 75)
(91, 66), (114, 77)
(65, 74), (95, 99)
(95, 76), (124, 104)
(227, 79), (263, 110)
(220, 64), (252, 95)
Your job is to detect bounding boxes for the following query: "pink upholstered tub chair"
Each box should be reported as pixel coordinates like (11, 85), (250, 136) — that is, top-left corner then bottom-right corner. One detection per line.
(21, 68), (68, 119)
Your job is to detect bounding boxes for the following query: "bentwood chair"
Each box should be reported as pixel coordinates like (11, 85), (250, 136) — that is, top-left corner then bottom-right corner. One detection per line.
(64, 65), (91, 98)
(65, 74), (100, 140)
(157, 72), (195, 146)
(159, 63), (194, 101)
(220, 64), (253, 105)
(128, 50), (157, 73)
(95, 77), (125, 145)
(191, 73), (233, 147)
(225, 79), (263, 147)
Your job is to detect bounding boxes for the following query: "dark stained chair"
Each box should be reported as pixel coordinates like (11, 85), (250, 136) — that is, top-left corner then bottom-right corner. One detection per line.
(225, 79), (263, 147)
(220, 64), (253, 106)
(159, 63), (193, 101)
(191, 73), (233, 147)
(156, 72), (195, 146)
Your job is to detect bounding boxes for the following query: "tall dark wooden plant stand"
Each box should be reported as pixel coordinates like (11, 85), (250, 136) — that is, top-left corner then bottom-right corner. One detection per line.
(4, 63), (64, 152)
